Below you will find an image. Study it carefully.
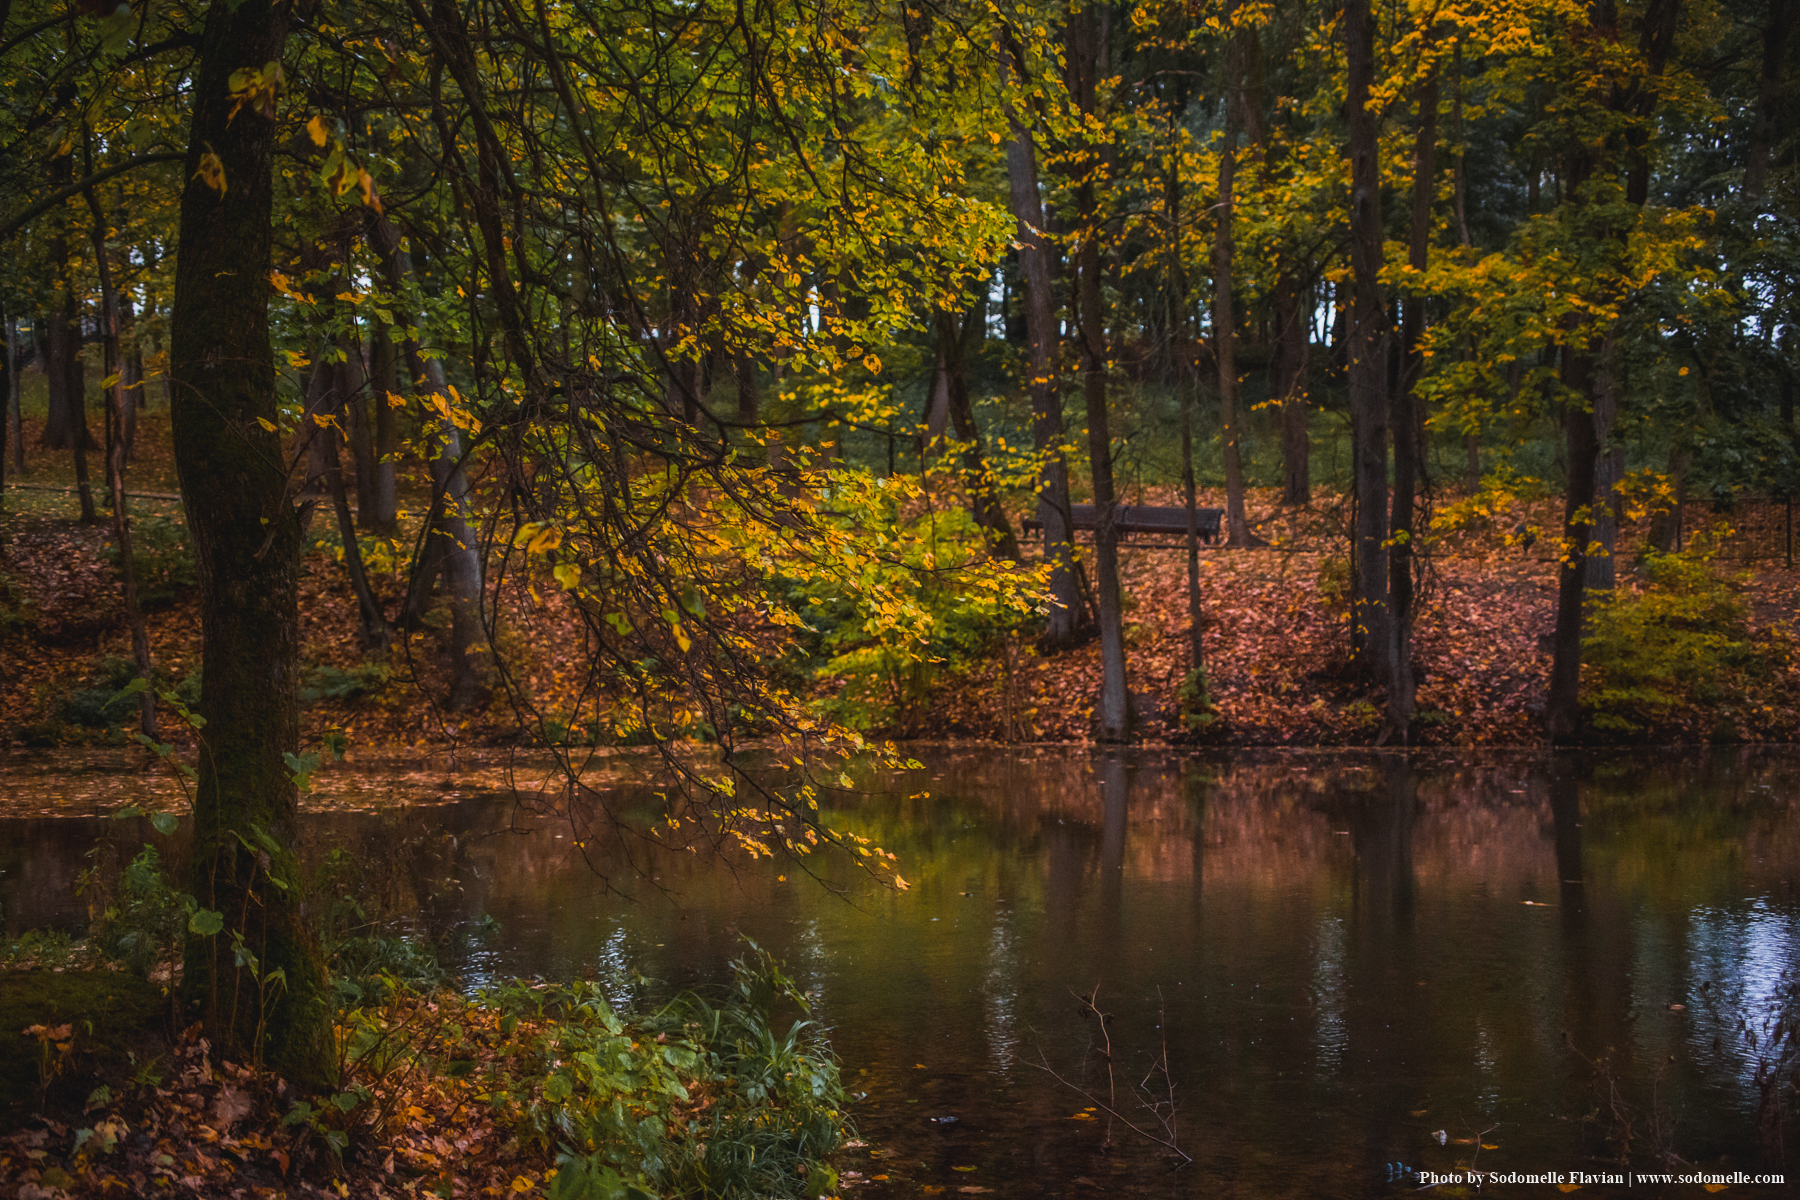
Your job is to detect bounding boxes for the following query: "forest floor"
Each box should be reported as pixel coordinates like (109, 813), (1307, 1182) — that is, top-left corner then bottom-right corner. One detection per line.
(3, 401), (1798, 757)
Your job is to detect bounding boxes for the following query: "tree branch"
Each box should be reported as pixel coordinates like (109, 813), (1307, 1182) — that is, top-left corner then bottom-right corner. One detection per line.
(0, 152), (186, 244)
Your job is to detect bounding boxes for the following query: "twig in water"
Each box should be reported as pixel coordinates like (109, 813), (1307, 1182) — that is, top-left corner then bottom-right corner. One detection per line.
(1030, 983), (1192, 1165)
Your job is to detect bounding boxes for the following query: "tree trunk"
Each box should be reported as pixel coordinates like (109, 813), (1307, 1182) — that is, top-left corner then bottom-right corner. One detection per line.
(1004, 93), (1085, 643)
(43, 272), (101, 523)
(86, 185), (156, 737)
(1069, 0), (1130, 741)
(368, 320), (400, 534)
(1276, 275), (1310, 505)
(5, 316), (21, 475)
(1345, 0), (1391, 682)
(1745, 0), (1792, 203)
(324, 342), (391, 650)
(371, 216), (491, 710)
(0, 312), (10, 508)
(1388, 57), (1437, 742)
(1213, 99), (1259, 547)
(1546, 344), (1599, 742)
(937, 308), (1020, 560)
(119, 291), (142, 461)
(1589, 334), (1623, 590)
(1181, 372), (1205, 675)
(169, 0), (333, 1090)
(344, 326), (380, 530)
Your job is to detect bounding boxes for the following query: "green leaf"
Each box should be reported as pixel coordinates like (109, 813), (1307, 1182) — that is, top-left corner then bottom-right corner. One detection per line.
(189, 909), (225, 937)
(150, 812), (179, 837)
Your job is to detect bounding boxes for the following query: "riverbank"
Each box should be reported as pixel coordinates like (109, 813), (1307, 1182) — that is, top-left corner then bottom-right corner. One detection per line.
(3, 480), (1796, 753)
(1, 949), (848, 1200)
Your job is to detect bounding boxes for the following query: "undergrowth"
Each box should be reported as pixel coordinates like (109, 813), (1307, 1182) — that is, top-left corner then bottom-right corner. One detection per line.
(1581, 535), (1784, 738)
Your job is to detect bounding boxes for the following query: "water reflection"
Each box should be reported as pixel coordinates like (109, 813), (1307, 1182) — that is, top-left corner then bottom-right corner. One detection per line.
(3, 747), (1798, 1197)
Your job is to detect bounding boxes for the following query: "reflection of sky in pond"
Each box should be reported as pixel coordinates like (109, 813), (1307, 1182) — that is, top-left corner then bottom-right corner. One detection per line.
(596, 924), (639, 1011)
(982, 907), (1018, 1076)
(1684, 899), (1799, 1095)
(1473, 1016), (1500, 1111)
(795, 915), (829, 1006)
(1311, 912), (1346, 1075)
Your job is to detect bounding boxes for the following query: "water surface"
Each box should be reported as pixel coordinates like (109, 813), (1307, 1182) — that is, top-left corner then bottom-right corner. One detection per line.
(3, 747), (1796, 1197)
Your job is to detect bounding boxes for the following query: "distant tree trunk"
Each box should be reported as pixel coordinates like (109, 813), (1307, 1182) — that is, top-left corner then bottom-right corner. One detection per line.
(1547, 342), (1600, 742)
(367, 320), (400, 534)
(1388, 59), (1436, 743)
(43, 258), (101, 523)
(1276, 275), (1310, 505)
(1215, 25), (1261, 547)
(5, 316), (21, 475)
(937, 307), (1021, 560)
(1003, 81), (1086, 643)
(371, 215), (491, 710)
(0, 312), (10, 508)
(86, 184), (156, 738)
(1069, 0), (1130, 741)
(1589, 334), (1623, 590)
(325, 334), (390, 650)
(1345, 0), (1391, 681)
(119, 291), (143, 460)
(169, 0), (333, 1090)
(1181, 371), (1205, 675)
(343, 324), (380, 529)
(1745, 0), (1792, 202)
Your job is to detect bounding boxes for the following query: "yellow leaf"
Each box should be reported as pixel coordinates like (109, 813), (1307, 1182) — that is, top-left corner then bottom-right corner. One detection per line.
(195, 151), (226, 195)
(255, 417), (277, 432)
(307, 115), (330, 147)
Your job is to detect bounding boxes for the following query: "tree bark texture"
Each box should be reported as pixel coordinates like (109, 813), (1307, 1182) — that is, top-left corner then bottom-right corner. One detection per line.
(168, 0), (334, 1090)
(1069, 0), (1130, 741)
(1345, 0), (1391, 681)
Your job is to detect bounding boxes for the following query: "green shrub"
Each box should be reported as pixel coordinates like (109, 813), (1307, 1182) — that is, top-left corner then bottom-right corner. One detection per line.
(502, 944), (849, 1200)
(86, 845), (192, 979)
(60, 657), (144, 729)
(299, 661), (390, 704)
(1582, 540), (1771, 736)
(1177, 666), (1220, 731)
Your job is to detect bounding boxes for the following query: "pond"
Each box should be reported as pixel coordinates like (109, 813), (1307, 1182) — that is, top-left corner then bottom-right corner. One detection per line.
(3, 746), (1797, 1197)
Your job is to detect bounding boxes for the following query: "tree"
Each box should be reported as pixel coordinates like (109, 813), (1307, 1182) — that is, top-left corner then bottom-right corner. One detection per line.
(1067, 0), (1130, 741)
(167, 0), (334, 1086)
(1343, 0), (1391, 685)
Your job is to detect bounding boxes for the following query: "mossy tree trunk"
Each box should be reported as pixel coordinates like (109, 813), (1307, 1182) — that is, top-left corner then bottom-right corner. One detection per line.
(168, 0), (334, 1091)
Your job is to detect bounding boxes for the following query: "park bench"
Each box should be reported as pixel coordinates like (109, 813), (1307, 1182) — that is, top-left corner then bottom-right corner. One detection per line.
(1024, 503), (1224, 547)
